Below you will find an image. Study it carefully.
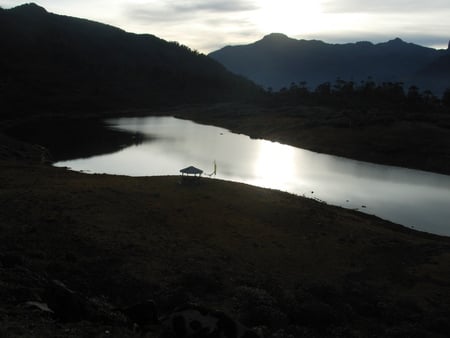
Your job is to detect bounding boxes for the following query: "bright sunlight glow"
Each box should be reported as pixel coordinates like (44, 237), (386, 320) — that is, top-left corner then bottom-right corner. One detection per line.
(255, 0), (323, 35)
(253, 140), (297, 190)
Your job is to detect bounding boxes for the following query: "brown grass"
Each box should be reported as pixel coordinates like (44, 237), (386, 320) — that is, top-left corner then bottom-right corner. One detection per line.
(2, 161), (450, 336)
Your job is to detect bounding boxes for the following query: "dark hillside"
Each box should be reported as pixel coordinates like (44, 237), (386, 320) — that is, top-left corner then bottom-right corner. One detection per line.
(414, 51), (450, 95)
(0, 4), (261, 118)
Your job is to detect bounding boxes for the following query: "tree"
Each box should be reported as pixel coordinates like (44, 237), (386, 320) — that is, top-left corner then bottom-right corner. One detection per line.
(378, 82), (405, 103)
(406, 85), (422, 107)
(442, 89), (450, 108)
(422, 90), (438, 106)
(315, 82), (331, 96)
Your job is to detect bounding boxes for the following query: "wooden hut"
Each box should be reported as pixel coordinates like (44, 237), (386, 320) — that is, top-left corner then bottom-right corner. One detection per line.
(180, 166), (203, 176)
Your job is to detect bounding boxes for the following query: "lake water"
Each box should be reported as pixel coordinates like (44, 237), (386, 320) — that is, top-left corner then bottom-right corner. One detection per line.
(54, 116), (450, 236)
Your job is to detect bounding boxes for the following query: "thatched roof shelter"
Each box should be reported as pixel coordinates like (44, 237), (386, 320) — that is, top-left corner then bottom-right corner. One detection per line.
(180, 166), (203, 176)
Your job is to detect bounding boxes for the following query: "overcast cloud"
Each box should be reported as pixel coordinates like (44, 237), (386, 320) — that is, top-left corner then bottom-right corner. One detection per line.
(0, 0), (448, 53)
(125, 0), (258, 23)
(322, 0), (450, 13)
(169, 0), (258, 13)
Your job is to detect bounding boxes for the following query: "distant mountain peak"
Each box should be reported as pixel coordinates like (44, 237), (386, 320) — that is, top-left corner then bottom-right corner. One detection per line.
(210, 34), (445, 94)
(257, 33), (297, 47)
(387, 37), (405, 44)
(262, 33), (290, 41)
(10, 3), (47, 14)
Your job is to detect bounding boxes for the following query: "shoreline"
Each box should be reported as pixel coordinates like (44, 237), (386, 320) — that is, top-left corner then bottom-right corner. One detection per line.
(2, 161), (450, 336)
(164, 103), (450, 177)
(46, 115), (450, 238)
(2, 105), (450, 336)
(4, 102), (450, 177)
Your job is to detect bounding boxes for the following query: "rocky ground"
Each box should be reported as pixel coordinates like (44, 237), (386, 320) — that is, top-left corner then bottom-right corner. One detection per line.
(1, 104), (450, 337)
(1, 157), (450, 337)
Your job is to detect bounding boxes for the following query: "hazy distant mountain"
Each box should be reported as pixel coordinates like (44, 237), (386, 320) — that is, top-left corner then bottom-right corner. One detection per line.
(209, 33), (449, 95)
(413, 51), (450, 95)
(0, 3), (261, 117)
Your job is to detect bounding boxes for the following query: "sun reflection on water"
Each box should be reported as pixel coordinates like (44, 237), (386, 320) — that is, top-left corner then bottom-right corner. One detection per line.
(252, 140), (297, 190)
(55, 116), (450, 236)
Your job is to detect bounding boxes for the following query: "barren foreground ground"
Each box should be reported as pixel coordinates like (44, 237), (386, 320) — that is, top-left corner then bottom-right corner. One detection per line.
(2, 103), (450, 337)
(2, 159), (450, 337)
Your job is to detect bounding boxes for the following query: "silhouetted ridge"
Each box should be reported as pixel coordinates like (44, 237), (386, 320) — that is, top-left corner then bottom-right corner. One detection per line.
(261, 33), (290, 42)
(257, 33), (323, 48)
(414, 53), (450, 92)
(9, 2), (47, 14)
(0, 4), (262, 118)
(355, 41), (374, 47)
(388, 37), (404, 44)
(209, 33), (449, 95)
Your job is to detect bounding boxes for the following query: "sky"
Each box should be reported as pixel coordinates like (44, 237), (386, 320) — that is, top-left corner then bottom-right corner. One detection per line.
(1, 0), (449, 53)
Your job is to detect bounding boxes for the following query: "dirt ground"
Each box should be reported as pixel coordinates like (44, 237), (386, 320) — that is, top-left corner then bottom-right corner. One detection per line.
(2, 158), (450, 337)
(1, 104), (450, 337)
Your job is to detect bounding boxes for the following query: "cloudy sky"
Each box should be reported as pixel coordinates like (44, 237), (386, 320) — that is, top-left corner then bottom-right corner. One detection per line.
(1, 0), (449, 53)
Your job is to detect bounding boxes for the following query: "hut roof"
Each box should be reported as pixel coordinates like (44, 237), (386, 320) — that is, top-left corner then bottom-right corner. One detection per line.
(180, 166), (203, 175)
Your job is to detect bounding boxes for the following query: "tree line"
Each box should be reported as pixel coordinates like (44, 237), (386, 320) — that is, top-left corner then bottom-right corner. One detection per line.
(266, 78), (450, 112)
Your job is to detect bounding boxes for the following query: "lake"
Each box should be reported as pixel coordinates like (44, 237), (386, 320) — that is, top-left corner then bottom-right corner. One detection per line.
(54, 116), (450, 236)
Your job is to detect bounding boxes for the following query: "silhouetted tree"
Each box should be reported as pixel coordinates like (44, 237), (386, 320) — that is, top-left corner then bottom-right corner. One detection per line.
(333, 78), (346, 93)
(406, 85), (423, 109)
(297, 81), (310, 97)
(289, 82), (298, 91)
(270, 77), (445, 116)
(422, 89), (438, 106)
(377, 82), (405, 103)
(442, 89), (450, 108)
(315, 82), (331, 96)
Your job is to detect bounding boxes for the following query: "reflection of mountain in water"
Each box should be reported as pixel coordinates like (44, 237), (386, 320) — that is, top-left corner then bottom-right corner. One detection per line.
(5, 118), (145, 161)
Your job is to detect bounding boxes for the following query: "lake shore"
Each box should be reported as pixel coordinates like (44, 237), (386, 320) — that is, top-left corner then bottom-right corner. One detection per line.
(1, 104), (450, 336)
(2, 157), (450, 337)
(4, 102), (450, 176)
(161, 103), (450, 177)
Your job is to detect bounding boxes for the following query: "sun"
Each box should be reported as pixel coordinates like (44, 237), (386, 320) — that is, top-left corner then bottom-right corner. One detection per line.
(254, 0), (324, 36)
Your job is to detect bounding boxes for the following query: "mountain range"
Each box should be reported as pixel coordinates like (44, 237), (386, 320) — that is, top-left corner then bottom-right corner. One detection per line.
(0, 3), (261, 117)
(209, 33), (450, 96)
(2, 2), (449, 119)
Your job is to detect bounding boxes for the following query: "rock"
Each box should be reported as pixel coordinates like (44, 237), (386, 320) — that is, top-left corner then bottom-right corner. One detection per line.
(0, 254), (25, 268)
(24, 301), (54, 314)
(43, 279), (92, 322)
(162, 303), (261, 338)
(120, 299), (159, 328)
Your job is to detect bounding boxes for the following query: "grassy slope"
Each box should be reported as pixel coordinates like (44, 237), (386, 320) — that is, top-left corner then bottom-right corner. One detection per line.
(2, 161), (450, 336)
